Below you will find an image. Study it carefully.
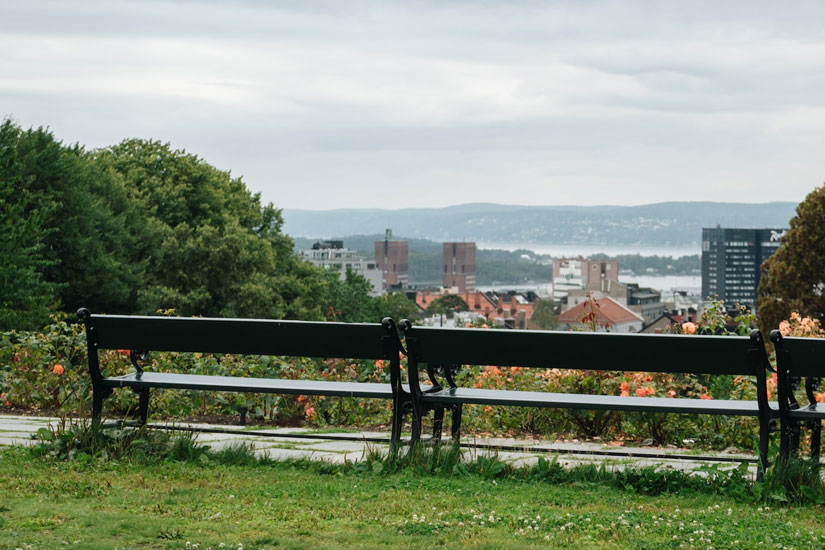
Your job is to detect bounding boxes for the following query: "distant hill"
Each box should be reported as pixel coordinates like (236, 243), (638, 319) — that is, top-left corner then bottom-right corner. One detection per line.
(284, 202), (796, 247)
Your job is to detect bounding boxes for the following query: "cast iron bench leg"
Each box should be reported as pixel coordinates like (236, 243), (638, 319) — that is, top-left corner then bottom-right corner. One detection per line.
(758, 417), (770, 482)
(92, 387), (104, 422)
(391, 397), (414, 445)
(410, 402), (423, 444)
(450, 404), (462, 442)
(810, 420), (822, 464)
(138, 388), (150, 425)
(432, 407), (444, 441)
(92, 386), (112, 423)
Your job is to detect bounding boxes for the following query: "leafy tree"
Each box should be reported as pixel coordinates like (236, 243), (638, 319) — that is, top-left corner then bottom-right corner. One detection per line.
(0, 119), (140, 317)
(426, 294), (469, 316)
(0, 121), (59, 329)
(322, 270), (380, 323)
(757, 184), (825, 333)
(94, 139), (329, 320)
(377, 292), (421, 323)
(530, 299), (557, 330)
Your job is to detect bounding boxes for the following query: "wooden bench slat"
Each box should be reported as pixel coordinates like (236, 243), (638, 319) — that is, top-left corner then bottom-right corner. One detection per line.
(788, 405), (825, 420)
(420, 387), (774, 416)
(104, 372), (394, 399)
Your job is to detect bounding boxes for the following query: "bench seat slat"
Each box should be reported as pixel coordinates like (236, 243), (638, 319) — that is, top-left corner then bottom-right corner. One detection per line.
(789, 405), (825, 420)
(420, 387), (776, 416)
(103, 372), (394, 399)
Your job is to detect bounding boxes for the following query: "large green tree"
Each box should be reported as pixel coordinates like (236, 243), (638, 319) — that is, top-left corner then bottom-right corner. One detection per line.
(757, 184), (825, 333)
(0, 119), (142, 317)
(93, 139), (329, 320)
(0, 121), (59, 329)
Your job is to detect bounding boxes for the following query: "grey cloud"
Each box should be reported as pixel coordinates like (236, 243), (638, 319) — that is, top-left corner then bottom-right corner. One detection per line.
(2, 0), (824, 209)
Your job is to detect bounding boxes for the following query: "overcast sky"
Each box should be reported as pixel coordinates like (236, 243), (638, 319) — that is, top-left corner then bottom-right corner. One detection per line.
(3, 1), (824, 209)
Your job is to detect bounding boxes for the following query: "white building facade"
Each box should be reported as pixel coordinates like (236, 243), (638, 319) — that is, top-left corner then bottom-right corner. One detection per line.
(298, 242), (383, 296)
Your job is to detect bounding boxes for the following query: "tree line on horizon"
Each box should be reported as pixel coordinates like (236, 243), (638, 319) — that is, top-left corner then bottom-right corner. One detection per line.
(0, 119), (417, 330)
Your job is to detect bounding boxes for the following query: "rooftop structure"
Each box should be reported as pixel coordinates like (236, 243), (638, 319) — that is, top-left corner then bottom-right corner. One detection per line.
(557, 296), (644, 333)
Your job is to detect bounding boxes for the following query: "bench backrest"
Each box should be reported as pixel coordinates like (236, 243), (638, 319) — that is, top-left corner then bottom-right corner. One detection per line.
(81, 312), (395, 360)
(772, 334), (825, 377)
(403, 325), (763, 376)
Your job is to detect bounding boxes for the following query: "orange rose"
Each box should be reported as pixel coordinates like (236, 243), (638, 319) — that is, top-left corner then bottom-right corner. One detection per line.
(52, 363), (64, 375)
(681, 322), (696, 335)
(700, 393), (712, 400)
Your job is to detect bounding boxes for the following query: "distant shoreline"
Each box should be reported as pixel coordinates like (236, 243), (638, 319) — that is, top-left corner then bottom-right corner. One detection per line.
(477, 242), (700, 259)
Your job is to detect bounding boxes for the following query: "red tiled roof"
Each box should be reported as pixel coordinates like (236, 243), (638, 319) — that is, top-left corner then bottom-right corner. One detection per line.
(558, 297), (643, 326)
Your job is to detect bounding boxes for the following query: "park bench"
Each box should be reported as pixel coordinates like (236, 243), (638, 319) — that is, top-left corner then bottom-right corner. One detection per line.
(76, 308), (409, 442)
(399, 322), (777, 477)
(770, 330), (824, 463)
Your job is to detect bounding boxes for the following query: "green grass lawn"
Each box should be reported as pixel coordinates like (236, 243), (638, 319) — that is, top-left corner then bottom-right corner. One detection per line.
(0, 447), (822, 550)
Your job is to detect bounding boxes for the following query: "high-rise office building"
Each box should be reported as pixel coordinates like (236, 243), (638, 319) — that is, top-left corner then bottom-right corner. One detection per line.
(374, 229), (408, 290)
(701, 227), (788, 310)
(443, 242), (476, 292)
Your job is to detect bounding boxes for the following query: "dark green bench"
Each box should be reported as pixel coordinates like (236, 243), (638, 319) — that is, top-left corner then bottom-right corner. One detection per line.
(399, 322), (777, 477)
(770, 330), (824, 463)
(77, 309), (409, 442)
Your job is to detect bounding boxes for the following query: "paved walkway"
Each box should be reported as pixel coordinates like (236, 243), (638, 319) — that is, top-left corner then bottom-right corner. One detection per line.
(0, 414), (768, 475)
